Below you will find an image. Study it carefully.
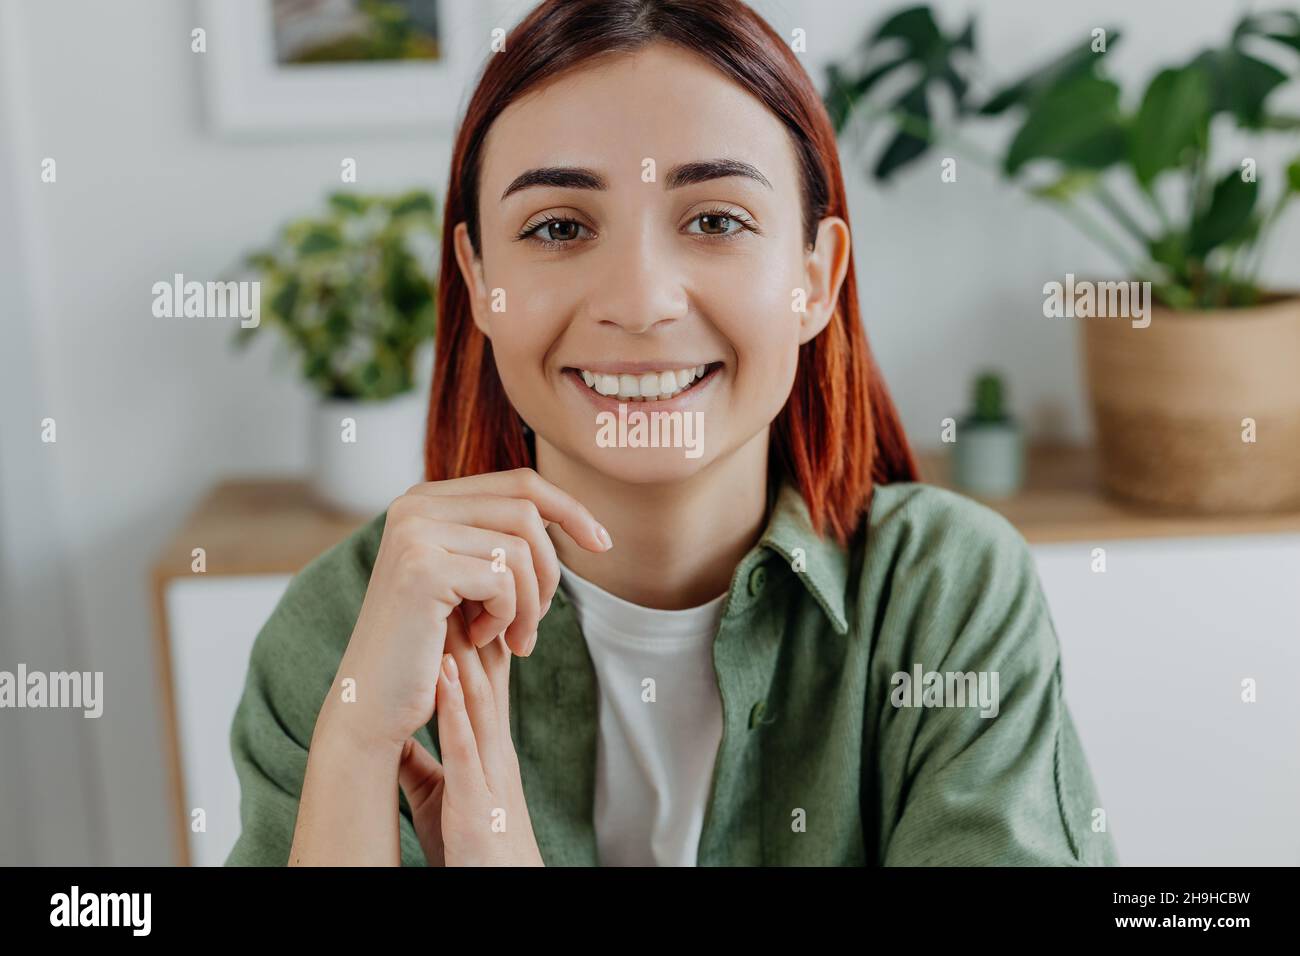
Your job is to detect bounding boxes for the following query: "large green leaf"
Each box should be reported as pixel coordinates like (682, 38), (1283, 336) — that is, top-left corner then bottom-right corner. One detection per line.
(944, 17), (976, 113)
(825, 58), (908, 131)
(1131, 66), (1210, 185)
(1188, 170), (1259, 256)
(980, 31), (1120, 115)
(875, 84), (932, 179)
(824, 63), (859, 131)
(1148, 232), (1188, 277)
(870, 5), (944, 58)
(826, 5), (978, 177)
(1192, 49), (1287, 127)
(1005, 74), (1126, 175)
(827, 6), (957, 121)
(1264, 30), (1300, 53)
(951, 17), (975, 52)
(1288, 157), (1300, 193)
(1235, 10), (1300, 52)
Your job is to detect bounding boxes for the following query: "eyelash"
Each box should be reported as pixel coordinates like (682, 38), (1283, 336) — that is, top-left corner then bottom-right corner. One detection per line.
(514, 206), (758, 250)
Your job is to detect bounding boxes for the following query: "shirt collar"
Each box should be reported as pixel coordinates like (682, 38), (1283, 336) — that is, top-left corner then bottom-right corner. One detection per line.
(751, 482), (851, 635)
(549, 481), (854, 637)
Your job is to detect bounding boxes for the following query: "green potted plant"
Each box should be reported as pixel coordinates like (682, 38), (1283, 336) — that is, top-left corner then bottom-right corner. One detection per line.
(827, 7), (1300, 512)
(232, 189), (438, 515)
(952, 372), (1024, 498)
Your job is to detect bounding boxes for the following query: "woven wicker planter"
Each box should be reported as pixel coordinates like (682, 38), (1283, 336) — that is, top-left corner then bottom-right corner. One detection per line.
(1080, 294), (1300, 514)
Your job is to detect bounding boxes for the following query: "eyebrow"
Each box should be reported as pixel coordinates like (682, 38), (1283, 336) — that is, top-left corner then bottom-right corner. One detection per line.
(499, 158), (772, 201)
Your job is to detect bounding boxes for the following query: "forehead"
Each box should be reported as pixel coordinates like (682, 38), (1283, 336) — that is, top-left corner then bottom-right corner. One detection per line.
(478, 42), (799, 197)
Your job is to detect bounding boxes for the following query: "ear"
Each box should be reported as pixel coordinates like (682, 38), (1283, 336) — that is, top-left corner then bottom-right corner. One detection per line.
(453, 221), (492, 339)
(797, 216), (850, 345)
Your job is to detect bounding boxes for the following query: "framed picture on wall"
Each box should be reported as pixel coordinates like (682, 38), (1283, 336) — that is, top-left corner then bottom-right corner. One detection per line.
(200, 0), (498, 136)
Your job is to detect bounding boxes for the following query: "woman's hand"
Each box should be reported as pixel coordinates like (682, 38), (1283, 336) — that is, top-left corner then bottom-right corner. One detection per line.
(398, 622), (543, 866)
(290, 468), (609, 865)
(318, 468), (611, 756)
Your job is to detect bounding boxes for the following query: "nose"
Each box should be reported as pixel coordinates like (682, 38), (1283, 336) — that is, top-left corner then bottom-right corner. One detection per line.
(585, 223), (689, 334)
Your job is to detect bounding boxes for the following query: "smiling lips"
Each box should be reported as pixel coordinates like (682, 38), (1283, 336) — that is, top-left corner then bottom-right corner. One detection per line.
(577, 364), (712, 401)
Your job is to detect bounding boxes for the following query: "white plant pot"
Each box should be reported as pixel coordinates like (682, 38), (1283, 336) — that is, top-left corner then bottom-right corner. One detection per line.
(309, 391), (427, 517)
(952, 421), (1024, 498)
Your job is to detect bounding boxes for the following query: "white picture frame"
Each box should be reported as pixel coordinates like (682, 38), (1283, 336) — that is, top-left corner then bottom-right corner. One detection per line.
(200, 0), (499, 137)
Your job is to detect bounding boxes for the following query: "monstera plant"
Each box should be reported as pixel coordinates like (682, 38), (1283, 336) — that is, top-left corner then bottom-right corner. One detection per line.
(232, 189), (439, 515)
(825, 7), (1300, 514)
(825, 6), (1300, 309)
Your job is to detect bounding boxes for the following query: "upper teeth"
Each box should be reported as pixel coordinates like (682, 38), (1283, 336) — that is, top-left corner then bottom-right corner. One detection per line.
(580, 365), (708, 400)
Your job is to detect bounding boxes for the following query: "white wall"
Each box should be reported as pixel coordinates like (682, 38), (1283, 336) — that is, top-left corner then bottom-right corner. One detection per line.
(0, 0), (1296, 864)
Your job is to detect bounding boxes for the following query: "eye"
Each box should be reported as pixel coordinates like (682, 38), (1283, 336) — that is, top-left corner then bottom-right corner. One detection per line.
(684, 206), (757, 241)
(516, 213), (594, 249)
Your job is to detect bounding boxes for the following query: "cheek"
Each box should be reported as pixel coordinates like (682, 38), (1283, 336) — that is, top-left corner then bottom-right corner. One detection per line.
(482, 270), (570, 370)
(698, 252), (804, 382)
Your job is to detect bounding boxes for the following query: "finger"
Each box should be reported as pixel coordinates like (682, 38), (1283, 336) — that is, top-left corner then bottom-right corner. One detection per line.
(446, 621), (508, 779)
(406, 468), (612, 554)
(459, 600), (513, 655)
(398, 737), (444, 814)
(473, 633), (512, 731)
(430, 551), (517, 649)
(435, 653), (485, 795)
(478, 633), (513, 716)
(400, 517), (540, 654)
(388, 495), (556, 641)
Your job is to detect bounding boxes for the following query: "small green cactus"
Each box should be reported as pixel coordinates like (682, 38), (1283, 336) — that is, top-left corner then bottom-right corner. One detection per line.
(970, 372), (1009, 424)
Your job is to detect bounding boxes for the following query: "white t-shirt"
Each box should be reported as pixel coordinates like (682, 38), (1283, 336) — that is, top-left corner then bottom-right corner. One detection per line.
(558, 560), (726, 866)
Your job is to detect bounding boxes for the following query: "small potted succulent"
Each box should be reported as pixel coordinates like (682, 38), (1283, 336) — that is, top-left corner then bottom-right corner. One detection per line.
(952, 372), (1024, 498)
(827, 6), (1300, 513)
(232, 190), (438, 515)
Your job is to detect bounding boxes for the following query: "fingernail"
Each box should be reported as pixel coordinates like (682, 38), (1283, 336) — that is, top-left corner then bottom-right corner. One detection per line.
(596, 525), (613, 550)
(524, 632), (538, 656)
(541, 599), (552, 618)
(441, 653), (459, 683)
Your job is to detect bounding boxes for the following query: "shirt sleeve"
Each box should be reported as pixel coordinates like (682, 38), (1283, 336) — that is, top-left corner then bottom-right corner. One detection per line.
(223, 519), (430, 866)
(868, 488), (1119, 866)
(224, 602), (313, 866)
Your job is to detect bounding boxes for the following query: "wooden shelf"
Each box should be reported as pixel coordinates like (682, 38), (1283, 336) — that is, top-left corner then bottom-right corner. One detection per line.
(153, 479), (372, 581)
(152, 455), (1300, 584)
(916, 445), (1300, 544)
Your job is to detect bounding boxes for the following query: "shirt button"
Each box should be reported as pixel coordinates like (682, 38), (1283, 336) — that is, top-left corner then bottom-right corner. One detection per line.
(748, 700), (767, 729)
(747, 564), (767, 597)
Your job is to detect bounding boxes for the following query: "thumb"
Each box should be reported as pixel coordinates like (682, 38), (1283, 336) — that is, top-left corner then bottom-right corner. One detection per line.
(398, 737), (444, 813)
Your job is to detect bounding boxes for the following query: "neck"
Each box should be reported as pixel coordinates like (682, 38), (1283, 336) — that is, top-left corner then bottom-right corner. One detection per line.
(535, 431), (770, 609)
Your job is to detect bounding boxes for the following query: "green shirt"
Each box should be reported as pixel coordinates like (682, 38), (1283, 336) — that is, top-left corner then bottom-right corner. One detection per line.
(226, 480), (1118, 866)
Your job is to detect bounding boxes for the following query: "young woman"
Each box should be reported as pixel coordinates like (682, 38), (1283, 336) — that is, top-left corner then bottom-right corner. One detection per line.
(226, 0), (1117, 867)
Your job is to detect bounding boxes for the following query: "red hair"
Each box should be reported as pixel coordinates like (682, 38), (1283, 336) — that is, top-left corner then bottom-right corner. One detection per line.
(426, 0), (917, 545)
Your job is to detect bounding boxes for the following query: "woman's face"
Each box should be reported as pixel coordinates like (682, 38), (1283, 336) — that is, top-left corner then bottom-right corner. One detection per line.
(455, 41), (848, 485)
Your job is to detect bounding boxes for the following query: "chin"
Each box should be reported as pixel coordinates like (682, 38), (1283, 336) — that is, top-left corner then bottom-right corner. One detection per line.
(578, 443), (716, 485)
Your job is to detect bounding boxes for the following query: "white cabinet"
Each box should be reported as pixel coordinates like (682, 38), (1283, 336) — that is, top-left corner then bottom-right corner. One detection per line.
(163, 575), (290, 867)
(1035, 534), (1300, 865)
